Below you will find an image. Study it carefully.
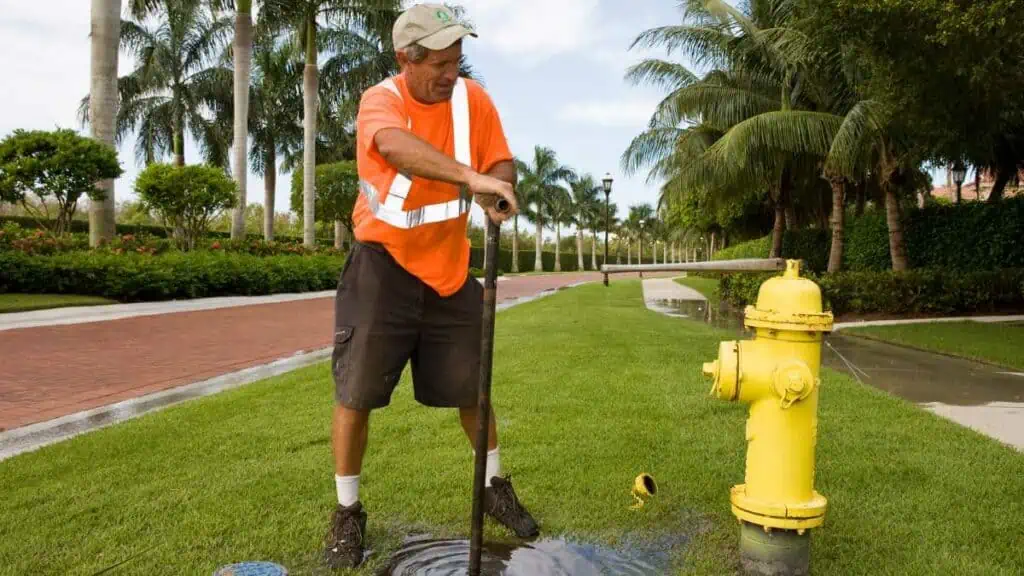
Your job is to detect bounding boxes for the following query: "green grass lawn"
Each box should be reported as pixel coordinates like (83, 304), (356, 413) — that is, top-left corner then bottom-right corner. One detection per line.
(845, 321), (1024, 371)
(2, 283), (1023, 575)
(0, 293), (115, 313)
(674, 276), (721, 305)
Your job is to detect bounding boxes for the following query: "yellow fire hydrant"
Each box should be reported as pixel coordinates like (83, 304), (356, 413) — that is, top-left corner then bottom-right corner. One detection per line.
(701, 260), (833, 575)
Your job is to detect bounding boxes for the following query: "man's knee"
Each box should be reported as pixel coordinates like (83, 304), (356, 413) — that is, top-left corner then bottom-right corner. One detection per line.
(333, 405), (370, 432)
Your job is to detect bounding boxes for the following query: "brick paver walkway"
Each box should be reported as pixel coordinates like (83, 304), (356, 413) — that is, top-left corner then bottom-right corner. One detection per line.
(0, 271), (660, 432)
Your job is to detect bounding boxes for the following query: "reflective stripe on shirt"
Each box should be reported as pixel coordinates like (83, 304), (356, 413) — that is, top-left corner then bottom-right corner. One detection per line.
(366, 77), (472, 227)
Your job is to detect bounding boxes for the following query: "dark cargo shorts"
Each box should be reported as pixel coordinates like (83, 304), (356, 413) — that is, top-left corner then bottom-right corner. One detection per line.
(332, 241), (483, 410)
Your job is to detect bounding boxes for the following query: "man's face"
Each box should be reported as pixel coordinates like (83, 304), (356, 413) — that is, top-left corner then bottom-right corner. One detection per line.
(401, 41), (463, 104)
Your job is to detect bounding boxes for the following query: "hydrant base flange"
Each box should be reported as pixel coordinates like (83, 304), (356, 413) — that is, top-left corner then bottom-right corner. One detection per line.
(731, 484), (827, 530)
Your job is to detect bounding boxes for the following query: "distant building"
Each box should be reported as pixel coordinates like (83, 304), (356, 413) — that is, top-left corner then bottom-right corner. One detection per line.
(931, 168), (1024, 202)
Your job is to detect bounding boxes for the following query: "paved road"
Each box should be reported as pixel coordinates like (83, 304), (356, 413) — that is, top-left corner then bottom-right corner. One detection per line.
(0, 271), (661, 432)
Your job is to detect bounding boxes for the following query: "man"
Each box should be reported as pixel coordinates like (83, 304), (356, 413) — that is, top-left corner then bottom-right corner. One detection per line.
(323, 3), (539, 570)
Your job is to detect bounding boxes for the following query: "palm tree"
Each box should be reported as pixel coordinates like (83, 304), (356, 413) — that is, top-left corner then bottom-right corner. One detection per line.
(229, 0), (255, 240)
(80, 1), (234, 169)
(546, 187), (573, 272)
(515, 146), (575, 271)
(627, 204), (655, 263)
(567, 174), (601, 270)
(88, 0), (123, 247)
(587, 201), (616, 270)
(622, 0), (816, 259)
(246, 28), (304, 241)
(259, 0), (402, 247)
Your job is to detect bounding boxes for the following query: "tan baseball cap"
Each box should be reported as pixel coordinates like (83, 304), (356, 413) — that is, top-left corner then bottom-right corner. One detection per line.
(393, 3), (477, 51)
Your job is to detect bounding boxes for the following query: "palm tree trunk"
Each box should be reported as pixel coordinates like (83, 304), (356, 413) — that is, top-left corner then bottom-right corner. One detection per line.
(88, 0), (121, 247)
(334, 220), (345, 249)
(534, 219), (543, 271)
(554, 224), (562, 272)
(627, 242), (631, 265)
(828, 177), (845, 273)
(302, 17), (318, 248)
(173, 119), (185, 167)
(855, 181), (866, 216)
(884, 182), (908, 271)
(770, 169), (791, 258)
(591, 231), (597, 270)
(230, 2), (253, 241)
(989, 164), (1011, 202)
(770, 199), (785, 258)
(263, 146), (275, 241)
(576, 229), (584, 270)
(511, 215), (519, 273)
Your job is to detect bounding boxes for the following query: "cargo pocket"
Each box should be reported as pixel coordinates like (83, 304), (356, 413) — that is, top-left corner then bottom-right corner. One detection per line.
(331, 326), (355, 385)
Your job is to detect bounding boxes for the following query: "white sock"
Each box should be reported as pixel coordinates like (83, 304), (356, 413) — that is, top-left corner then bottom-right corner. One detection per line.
(335, 474), (360, 507)
(485, 447), (501, 487)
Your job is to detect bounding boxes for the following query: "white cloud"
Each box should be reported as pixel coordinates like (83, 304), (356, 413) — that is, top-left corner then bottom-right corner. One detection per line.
(558, 98), (659, 129)
(452, 0), (602, 66)
(0, 1), (91, 137)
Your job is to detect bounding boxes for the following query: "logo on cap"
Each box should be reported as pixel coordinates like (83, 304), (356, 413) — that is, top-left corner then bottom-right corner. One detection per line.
(435, 9), (452, 23)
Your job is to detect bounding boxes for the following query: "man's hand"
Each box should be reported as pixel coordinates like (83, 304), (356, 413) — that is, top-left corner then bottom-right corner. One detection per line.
(467, 171), (517, 225)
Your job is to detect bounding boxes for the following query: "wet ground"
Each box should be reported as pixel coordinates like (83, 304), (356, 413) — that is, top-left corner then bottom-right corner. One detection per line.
(378, 533), (686, 576)
(650, 296), (1024, 451)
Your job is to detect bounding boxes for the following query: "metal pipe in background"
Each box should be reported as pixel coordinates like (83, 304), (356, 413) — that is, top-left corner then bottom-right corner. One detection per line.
(469, 203), (505, 576)
(601, 258), (788, 275)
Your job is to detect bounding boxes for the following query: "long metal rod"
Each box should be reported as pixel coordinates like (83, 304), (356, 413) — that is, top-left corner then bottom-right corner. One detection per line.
(601, 258), (787, 274)
(469, 212), (502, 576)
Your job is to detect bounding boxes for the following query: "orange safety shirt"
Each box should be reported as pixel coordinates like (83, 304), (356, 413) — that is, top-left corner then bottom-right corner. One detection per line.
(352, 73), (513, 297)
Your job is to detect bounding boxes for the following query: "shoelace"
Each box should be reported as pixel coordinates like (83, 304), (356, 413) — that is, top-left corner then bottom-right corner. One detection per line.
(336, 513), (363, 546)
(493, 476), (523, 517)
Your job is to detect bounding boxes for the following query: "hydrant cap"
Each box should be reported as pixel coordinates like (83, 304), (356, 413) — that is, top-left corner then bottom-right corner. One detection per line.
(744, 260), (833, 332)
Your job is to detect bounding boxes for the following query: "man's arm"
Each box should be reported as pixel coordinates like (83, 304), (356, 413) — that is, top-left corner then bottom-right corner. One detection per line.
(374, 127), (474, 186)
(486, 159), (517, 187)
(373, 127), (518, 220)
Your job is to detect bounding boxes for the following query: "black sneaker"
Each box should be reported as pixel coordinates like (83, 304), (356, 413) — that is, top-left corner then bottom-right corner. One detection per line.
(485, 475), (539, 538)
(324, 501), (367, 569)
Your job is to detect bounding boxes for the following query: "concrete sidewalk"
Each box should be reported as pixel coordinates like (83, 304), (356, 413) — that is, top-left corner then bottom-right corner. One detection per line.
(641, 277), (704, 303)
(0, 277), (517, 332)
(0, 291), (336, 331)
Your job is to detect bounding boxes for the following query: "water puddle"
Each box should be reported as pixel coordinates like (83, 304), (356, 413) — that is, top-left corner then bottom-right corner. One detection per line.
(649, 299), (749, 335)
(822, 335), (1024, 405)
(649, 297), (1024, 450)
(378, 534), (675, 576)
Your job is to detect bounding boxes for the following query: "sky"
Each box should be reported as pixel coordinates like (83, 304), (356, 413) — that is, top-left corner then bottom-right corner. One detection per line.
(0, 0), (952, 235)
(0, 0), (684, 236)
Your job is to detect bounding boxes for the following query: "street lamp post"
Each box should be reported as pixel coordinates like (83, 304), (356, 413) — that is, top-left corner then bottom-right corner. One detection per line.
(602, 173), (613, 287)
(639, 219), (646, 278)
(952, 161), (966, 204)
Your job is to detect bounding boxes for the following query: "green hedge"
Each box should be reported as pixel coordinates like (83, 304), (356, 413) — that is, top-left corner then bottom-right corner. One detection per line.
(0, 215), (316, 244)
(719, 268), (1024, 317)
(713, 197), (1024, 272)
(0, 251), (344, 302)
(469, 247), (653, 273)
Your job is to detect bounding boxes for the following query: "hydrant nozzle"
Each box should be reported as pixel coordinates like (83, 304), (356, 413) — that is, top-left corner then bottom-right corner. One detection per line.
(701, 260), (833, 576)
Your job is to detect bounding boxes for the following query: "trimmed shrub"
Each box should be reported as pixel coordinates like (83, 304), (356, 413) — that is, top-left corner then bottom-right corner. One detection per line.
(0, 223), (341, 257)
(713, 197), (1024, 273)
(469, 247), (653, 273)
(719, 268), (1024, 317)
(0, 222), (89, 255)
(0, 215), (315, 244)
(712, 229), (829, 272)
(0, 251), (344, 302)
